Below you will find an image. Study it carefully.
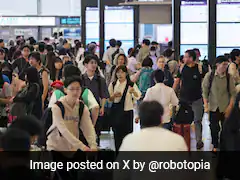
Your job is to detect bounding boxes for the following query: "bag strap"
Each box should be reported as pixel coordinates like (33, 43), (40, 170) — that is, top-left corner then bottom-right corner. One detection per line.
(78, 101), (85, 129)
(208, 70), (215, 97)
(226, 73), (230, 98)
(55, 101), (65, 118)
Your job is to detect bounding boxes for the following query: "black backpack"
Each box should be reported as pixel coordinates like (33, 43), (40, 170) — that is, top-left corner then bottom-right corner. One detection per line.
(173, 101), (194, 124)
(38, 101), (84, 148)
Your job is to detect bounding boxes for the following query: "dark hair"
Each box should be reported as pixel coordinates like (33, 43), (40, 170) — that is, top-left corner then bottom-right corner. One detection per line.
(128, 47), (138, 58)
(0, 128), (31, 151)
(83, 54), (98, 65)
(151, 41), (158, 46)
(214, 55), (229, 66)
(29, 52), (41, 64)
(109, 39), (117, 47)
(63, 64), (81, 79)
(21, 45), (30, 51)
(0, 39), (4, 44)
(150, 46), (156, 51)
(185, 49), (196, 61)
(180, 55), (184, 63)
(115, 65), (134, 87)
(9, 115), (42, 137)
(142, 56), (153, 67)
(63, 39), (68, 45)
(116, 54), (128, 65)
(163, 48), (174, 58)
(142, 39), (150, 46)
(38, 42), (45, 53)
(116, 40), (122, 47)
(153, 69), (165, 83)
(64, 75), (82, 88)
(230, 49), (240, 61)
(46, 44), (54, 52)
(24, 67), (40, 84)
(168, 41), (173, 48)
(44, 37), (50, 42)
(139, 101), (164, 128)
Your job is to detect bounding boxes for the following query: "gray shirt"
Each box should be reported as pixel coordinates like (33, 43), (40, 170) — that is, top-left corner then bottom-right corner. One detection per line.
(0, 83), (12, 116)
(202, 72), (236, 112)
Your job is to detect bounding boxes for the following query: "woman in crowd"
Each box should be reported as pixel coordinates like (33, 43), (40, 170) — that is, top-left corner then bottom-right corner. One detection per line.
(149, 46), (158, 70)
(49, 57), (63, 82)
(108, 65), (141, 152)
(151, 55), (174, 87)
(127, 48), (139, 75)
(0, 67), (12, 127)
(29, 52), (49, 109)
(110, 54), (128, 83)
(12, 67), (42, 119)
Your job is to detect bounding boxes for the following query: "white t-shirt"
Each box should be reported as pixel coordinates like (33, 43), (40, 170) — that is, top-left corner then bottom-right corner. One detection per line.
(120, 127), (188, 151)
(127, 56), (138, 73)
(143, 83), (179, 124)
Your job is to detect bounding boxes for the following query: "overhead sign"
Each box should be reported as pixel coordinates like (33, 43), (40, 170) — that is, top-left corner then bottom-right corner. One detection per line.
(0, 17), (56, 26)
(60, 17), (80, 25)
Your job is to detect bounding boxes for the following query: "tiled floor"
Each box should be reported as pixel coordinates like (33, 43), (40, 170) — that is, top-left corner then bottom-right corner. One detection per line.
(100, 113), (213, 151)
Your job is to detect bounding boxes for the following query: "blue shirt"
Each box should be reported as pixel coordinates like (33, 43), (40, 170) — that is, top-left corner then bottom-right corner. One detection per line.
(2, 75), (10, 84)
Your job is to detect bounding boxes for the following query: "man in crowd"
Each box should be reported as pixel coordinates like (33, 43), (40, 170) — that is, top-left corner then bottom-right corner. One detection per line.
(137, 39), (150, 64)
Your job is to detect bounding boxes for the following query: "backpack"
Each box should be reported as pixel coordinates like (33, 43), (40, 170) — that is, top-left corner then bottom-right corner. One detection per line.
(111, 49), (120, 64)
(38, 101), (85, 148)
(208, 69), (230, 98)
(138, 68), (153, 95)
(173, 101), (194, 124)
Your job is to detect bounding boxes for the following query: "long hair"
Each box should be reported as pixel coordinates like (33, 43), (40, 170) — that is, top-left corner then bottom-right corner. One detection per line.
(116, 54), (128, 66)
(24, 67), (40, 84)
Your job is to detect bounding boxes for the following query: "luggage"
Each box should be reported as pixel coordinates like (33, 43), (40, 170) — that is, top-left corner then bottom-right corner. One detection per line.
(173, 123), (191, 151)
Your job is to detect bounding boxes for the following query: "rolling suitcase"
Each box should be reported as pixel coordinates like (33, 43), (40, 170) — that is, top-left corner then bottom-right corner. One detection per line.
(173, 123), (191, 151)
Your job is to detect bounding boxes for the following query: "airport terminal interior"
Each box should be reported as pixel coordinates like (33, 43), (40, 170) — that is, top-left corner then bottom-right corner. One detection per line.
(0, 0), (239, 180)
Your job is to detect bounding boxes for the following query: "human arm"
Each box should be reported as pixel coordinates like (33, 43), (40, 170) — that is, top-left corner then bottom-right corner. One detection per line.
(170, 89), (179, 106)
(225, 75), (236, 118)
(100, 78), (110, 116)
(80, 105), (98, 149)
(52, 104), (90, 151)
(228, 63), (240, 84)
(129, 84), (141, 100)
(130, 70), (141, 83)
(0, 83), (12, 104)
(41, 71), (49, 103)
(202, 72), (210, 112)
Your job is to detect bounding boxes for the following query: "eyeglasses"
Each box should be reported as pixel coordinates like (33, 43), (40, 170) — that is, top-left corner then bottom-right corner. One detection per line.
(67, 88), (82, 92)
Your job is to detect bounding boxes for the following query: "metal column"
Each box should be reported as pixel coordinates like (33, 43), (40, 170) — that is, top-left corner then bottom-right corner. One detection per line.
(172, 0), (180, 60)
(208, 0), (217, 65)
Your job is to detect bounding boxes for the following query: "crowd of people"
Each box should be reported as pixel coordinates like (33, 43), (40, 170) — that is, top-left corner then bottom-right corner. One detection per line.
(0, 35), (239, 179)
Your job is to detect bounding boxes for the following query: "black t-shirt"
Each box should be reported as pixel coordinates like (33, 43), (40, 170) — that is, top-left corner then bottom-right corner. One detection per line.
(178, 64), (202, 102)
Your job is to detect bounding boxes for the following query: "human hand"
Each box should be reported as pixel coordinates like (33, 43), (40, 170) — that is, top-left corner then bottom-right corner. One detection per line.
(224, 105), (232, 119)
(99, 107), (104, 116)
(114, 92), (122, 98)
(106, 60), (111, 65)
(129, 87), (135, 94)
(82, 146), (91, 152)
(204, 104), (209, 113)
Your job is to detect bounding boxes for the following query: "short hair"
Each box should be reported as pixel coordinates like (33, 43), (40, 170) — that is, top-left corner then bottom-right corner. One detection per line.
(139, 101), (164, 128)
(24, 67), (40, 84)
(64, 75), (82, 88)
(63, 64), (81, 79)
(9, 115), (42, 137)
(230, 49), (240, 61)
(153, 69), (165, 83)
(116, 54), (128, 65)
(63, 39), (68, 45)
(83, 54), (98, 64)
(44, 37), (50, 42)
(142, 39), (150, 46)
(0, 128), (31, 151)
(142, 56), (153, 67)
(38, 42), (45, 52)
(185, 49), (197, 61)
(179, 55), (184, 63)
(151, 41), (158, 45)
(116, 40), (122, 47)
(0, 39), (4, 43)
(46, 44), (54, 52)
(109, 39), (117, 47)
(214, 55), (229, 65)
(21, 45), (30, 51)
(163, 48), (174, 58)
(29, 51), (41, 62)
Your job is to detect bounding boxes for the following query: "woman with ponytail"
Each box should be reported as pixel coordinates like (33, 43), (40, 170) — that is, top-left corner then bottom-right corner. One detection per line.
(108, 65), (141, 152)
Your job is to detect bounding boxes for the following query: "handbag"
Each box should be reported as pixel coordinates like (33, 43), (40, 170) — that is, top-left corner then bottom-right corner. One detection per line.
(10, 83), (40, 117)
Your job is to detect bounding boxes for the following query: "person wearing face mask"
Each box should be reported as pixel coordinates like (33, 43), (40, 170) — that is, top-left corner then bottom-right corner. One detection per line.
(149, 46), (158, 70)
